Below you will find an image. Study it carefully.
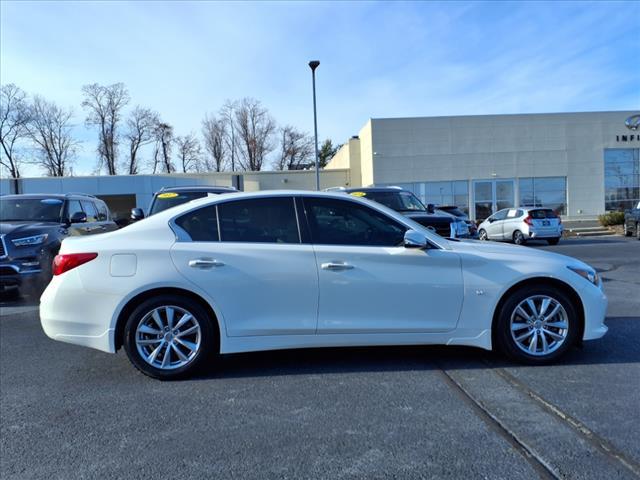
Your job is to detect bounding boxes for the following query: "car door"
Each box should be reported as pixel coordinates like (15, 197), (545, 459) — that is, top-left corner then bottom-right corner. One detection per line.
(170, 197), (319, 337)
(80, 200), (103, 235)
(94, 200), (119, 232)
(502, 208), (521, 240)
(302, 196), (464, 334)
(487, 209), (508, 240)
(64, 199), (89, 236)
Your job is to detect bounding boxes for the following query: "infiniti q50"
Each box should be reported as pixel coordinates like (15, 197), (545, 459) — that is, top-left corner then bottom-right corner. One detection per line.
(40, 191), (607, 379)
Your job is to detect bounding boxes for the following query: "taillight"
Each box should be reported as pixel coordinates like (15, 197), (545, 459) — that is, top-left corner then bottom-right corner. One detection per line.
(524, 216), (533, 226)
(53, 253), (98, 276)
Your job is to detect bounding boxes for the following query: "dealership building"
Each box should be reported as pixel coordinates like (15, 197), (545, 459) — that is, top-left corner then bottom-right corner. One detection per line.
(1, 110), (638, 221)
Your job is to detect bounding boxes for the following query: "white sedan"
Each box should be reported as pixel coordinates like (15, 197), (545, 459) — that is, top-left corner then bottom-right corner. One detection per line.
(40, 191), (608, 380)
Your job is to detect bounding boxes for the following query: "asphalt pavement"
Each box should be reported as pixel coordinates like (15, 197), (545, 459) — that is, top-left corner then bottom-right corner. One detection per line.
(1, 236), (639, 479)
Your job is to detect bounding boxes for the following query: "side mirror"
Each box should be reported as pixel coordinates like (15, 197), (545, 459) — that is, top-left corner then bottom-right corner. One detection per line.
(404, 229), (429, 249)
(427, 203), (435, 214)
(131, 207), (145, 221)
(70, 211), (87, 224)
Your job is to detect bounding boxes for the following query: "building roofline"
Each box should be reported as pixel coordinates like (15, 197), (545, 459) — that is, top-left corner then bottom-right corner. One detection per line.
(369, 110), (638, 122)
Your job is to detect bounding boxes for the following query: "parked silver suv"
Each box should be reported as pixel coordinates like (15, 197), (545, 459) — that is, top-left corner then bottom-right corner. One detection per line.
(477, 207), (563, 245)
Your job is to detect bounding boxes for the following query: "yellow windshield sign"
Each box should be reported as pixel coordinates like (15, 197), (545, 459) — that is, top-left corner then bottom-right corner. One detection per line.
(350, 191), (367, 197)
(157, 192), (179, 199)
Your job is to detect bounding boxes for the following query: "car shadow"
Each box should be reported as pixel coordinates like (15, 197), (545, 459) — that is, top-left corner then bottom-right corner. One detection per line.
(188, 316), (639, 381)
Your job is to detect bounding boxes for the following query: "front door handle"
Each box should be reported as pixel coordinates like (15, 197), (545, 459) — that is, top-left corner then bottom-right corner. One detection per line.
(321, 262), (354, 271)
(188, 258), (225, 269)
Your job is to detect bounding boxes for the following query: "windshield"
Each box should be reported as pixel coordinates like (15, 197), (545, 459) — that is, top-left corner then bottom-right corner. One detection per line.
(0, 198), (64, 223)
(149, 191), (209, 215)
(359, 191), (426, 212)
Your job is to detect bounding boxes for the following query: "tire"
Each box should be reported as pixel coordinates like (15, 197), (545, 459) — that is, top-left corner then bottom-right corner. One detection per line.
(494, 285), (580, 365)
(624, 223), (632, 237)
(637, 223), (640, 241)
(478, 229), (488, 241)
(513, 230), (526, 245)
(123, 295), (217, 380)
(547, 237), (560, 245)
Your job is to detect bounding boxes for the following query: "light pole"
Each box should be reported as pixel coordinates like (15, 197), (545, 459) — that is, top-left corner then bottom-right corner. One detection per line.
(309, 60), (320, 190)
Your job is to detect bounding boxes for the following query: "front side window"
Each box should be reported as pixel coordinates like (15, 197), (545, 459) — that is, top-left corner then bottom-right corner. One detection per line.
(491, 210), (508, 222)
(81, 201), (98, 222)
(65, 200), (84, 219)
(304, 197), (406, 246)
(175, 205), (219, 241)
(218, 197), (299, 244)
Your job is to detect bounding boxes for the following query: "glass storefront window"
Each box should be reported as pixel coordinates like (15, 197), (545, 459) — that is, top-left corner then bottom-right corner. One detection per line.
(518, 177), (567, 215)
(604, 149), (640, 211)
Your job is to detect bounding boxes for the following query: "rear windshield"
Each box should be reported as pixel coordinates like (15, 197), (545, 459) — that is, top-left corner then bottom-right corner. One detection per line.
(149, 191), (208, 215)
(529, 209), (558, 219)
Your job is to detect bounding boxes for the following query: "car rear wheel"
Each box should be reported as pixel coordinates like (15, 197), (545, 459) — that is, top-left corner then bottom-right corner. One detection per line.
(495, 286), (579, 364)
(624, 223), (632, 236)
(547, 237), (560, 245)
(123, 295), (216, 380)
(513, 230), (526, 245)
(636, 223), (640, 240)
(478, 229), (488, 241)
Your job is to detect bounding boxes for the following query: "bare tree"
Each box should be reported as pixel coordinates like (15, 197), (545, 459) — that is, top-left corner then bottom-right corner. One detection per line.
(174, 133), (202, 173)
(201, 114), (227, 172)
(124, 106), (159, 174)
(274, 126), (314, 170)
(26, 96), (77, 176)
(220, 100), (238, 171)
(81, 83), (130, 175)
(151, 122), (174, 173)
(0, 84), (31, 178)
(234, 98), (276, 171)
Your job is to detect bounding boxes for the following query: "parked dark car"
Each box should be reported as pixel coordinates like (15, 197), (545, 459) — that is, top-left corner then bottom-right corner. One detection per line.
(0, 193), (118, 296)
(623, 201), (640, 239)
(436, 205), (477, 237)
(130, 185), (238, 222)
(329, 187), (470, 238)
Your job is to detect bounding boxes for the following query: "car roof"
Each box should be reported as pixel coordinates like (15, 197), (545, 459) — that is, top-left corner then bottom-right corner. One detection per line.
(0, 193), (97, 200)
(341, 187), (407, 193)
(158, 185), (237, 193)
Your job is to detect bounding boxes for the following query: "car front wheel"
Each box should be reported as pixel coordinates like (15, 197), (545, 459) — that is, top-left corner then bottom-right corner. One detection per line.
(478, 229), (488, 241)
(495, 286), (579, 364)
(123, 295), (216, 380)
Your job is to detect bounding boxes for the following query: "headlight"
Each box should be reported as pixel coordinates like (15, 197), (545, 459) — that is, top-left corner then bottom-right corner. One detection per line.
(11, 234), (48, 247)
(567, 266), (599, 286)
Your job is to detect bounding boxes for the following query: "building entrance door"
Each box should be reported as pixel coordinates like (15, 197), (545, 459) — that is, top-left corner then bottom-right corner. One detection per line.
(473, 179), (515, 221)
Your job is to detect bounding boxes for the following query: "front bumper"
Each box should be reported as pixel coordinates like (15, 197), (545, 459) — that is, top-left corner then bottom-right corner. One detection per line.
(580, 282), (608, 341)
(0, 263), (44, 289)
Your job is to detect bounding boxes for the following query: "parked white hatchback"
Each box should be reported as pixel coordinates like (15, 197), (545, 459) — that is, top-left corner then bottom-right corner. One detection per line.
(40, 191), (607, 379)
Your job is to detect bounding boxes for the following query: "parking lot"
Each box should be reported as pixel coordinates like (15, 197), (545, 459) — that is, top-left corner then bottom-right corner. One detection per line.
(1, 236), (639, 479)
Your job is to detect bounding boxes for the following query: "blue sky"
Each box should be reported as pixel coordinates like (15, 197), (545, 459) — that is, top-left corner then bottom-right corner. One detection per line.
(1, 0), (639, 176)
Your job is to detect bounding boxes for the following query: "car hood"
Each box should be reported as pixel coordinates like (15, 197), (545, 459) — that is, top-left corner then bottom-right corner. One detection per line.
(0, 221), (61, 237)
(447, 238), (590, 268)
(404, 212), (454, 223)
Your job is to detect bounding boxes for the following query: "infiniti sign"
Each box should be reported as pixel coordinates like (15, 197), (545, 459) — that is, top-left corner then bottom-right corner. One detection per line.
(625, 114), (640, 131)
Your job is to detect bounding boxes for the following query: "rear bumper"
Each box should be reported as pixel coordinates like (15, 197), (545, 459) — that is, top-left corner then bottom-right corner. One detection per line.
(526, 227), (564, 239)
(40, 271), (118, 353)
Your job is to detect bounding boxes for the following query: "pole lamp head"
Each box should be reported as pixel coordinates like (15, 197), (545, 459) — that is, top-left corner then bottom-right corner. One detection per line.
(308, 60), (320, 72)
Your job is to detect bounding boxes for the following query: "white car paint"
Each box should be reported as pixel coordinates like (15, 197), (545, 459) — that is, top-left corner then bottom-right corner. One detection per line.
(40, 190), (607, 359)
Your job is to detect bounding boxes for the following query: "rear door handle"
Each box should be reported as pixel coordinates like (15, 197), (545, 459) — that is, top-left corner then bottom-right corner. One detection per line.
(321, 262), (354, 271)
(188, 258), (225, 269)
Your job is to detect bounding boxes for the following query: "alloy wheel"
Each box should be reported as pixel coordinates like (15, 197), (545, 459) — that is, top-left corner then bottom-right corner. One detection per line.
(135, 305), (201, 370)
(510, 295), (569, 356)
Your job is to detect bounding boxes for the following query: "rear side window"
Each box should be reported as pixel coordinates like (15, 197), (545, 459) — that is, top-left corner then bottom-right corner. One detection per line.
(218, 197), (299, 244)
(530, 209), (558, 219)
(81, 201), (98, 222)
(175, 205), (219, 242)
(303, 197), (406, 246)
